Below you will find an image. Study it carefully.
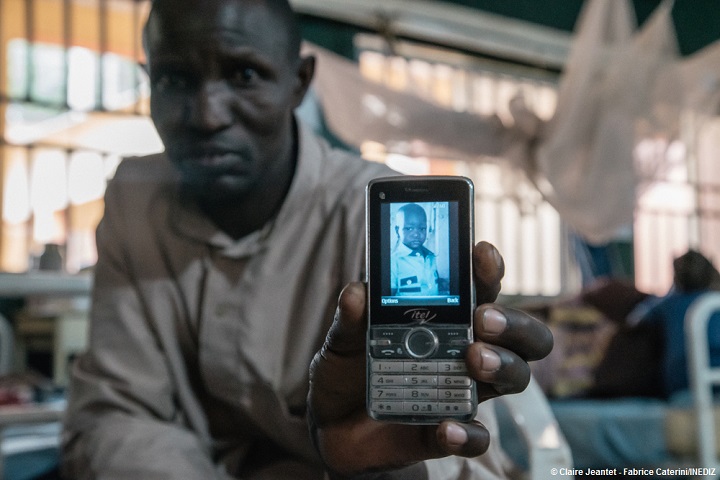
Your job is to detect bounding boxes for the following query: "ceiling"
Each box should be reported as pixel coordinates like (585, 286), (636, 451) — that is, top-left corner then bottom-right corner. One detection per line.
(433, 0), (719, 55)
(293, 0), (720, 71)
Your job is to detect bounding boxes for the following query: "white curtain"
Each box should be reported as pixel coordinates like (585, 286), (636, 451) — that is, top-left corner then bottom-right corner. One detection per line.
(519, 0), (680, 244)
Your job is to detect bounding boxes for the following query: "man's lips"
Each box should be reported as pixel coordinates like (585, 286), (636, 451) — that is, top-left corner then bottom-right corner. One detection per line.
(191, 151), (243, 168)
(172, 148), (249, 174)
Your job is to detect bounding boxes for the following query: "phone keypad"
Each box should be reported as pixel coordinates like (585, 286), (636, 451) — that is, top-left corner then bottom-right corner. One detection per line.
(369, 359), (474, 416)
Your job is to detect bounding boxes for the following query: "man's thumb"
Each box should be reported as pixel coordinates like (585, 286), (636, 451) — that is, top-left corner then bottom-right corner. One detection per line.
(323, 282), (367, 355)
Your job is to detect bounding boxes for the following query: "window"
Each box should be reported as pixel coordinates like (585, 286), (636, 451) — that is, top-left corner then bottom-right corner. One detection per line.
(635, 115), (720, 294)
(0, 0), (158, 272)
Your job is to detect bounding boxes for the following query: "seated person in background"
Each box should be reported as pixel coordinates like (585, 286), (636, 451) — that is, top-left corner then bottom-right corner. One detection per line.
(637, 249), (720, 397)
(61, 0), (553, 478)
(391, 203), (442, 296)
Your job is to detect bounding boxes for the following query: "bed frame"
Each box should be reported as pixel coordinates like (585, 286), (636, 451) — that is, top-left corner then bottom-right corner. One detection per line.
(685, 292), (720, 477)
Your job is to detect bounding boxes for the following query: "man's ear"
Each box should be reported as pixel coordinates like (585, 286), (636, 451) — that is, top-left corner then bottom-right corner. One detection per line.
(292, 54), (316, 108)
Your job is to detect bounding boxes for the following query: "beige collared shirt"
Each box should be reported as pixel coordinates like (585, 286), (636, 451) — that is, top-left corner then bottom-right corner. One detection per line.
(62, 122), (511, 480)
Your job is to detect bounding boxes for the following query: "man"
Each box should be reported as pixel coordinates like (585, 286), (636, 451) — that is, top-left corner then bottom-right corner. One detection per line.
(62, 0), (553, 478)
(391, 203), (442, 297)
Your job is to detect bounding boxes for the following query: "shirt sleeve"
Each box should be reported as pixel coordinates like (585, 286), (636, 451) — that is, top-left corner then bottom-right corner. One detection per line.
(61, 173), (225, 480)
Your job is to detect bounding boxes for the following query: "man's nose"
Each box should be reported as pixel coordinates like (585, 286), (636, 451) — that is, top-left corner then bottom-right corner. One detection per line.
(185, 81), (233, 132)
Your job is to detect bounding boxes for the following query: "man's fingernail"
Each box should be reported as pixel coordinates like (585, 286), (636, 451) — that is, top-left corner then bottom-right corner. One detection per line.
(483, 309), (507, 335)
(492, 246), (503, 269)
(446, 423), (468, 446)
(481, 347), (501, 372)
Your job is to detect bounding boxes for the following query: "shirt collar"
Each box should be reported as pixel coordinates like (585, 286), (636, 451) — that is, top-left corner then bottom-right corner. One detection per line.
(394, 242), (432, 258)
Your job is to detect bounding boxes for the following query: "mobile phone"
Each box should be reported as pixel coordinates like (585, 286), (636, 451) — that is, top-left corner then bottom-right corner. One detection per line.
(366, 176), (477, 424)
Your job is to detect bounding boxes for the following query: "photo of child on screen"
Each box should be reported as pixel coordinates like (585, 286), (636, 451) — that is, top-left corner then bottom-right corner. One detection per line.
(390, 202), (450, 297)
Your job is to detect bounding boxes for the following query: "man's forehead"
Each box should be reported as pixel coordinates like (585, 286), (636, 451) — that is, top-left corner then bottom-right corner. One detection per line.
(147, 0), (276, 38)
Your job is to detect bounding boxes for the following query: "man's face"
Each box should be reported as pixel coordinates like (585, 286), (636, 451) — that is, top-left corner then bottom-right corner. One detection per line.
(400, 210), (427, 250)
(145, 0), (308, 201)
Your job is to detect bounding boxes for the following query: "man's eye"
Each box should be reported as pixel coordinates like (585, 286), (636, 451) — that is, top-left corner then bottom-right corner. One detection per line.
(233, 67), (259, 85)
(154, 74), (190, 93)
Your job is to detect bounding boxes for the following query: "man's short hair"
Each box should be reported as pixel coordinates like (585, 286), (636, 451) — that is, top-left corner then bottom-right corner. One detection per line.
(143, 0), (303, 61)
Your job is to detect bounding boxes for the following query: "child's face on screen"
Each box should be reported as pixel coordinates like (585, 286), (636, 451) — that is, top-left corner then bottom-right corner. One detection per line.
(400, 210), (427, 250)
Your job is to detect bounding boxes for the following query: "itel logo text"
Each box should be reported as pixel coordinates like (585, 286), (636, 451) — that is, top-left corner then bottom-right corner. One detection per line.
(403, 308), (437, 324)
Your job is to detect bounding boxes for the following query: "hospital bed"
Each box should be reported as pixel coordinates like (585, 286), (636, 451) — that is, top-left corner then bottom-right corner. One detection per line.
(505, 291), (720, 479)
